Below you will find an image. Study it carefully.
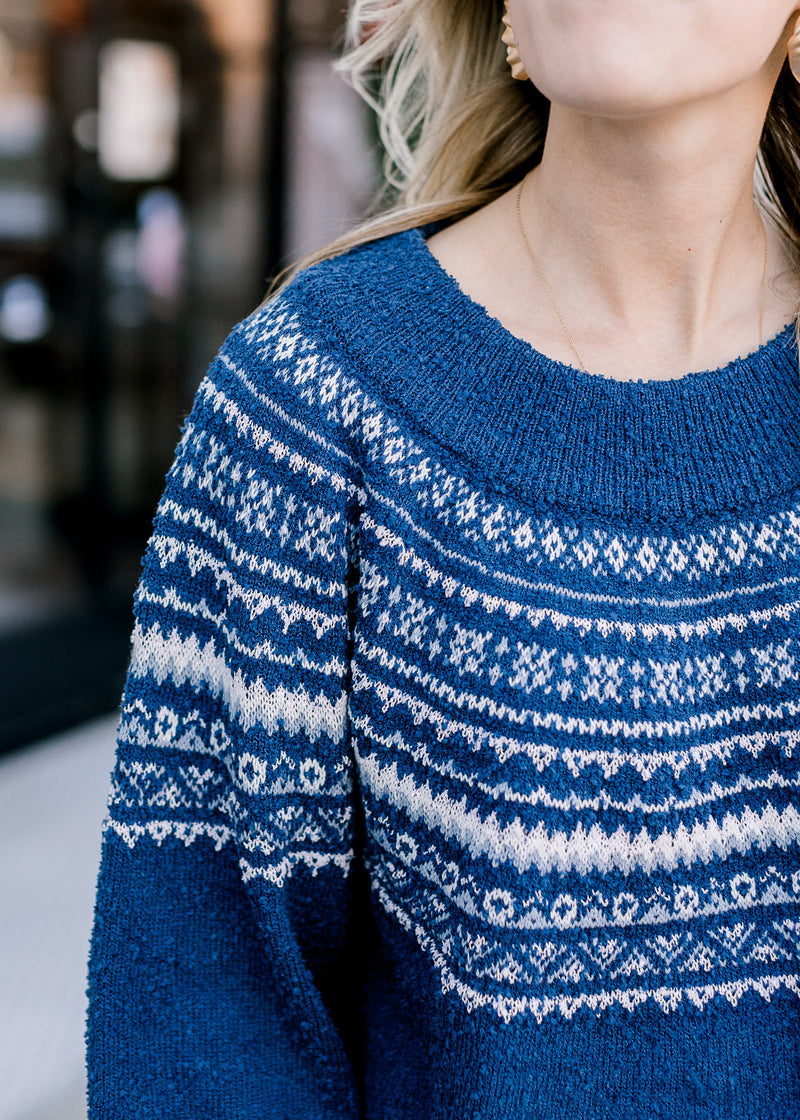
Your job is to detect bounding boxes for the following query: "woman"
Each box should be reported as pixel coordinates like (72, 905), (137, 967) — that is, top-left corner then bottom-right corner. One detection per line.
(86, 2), (800, 1117)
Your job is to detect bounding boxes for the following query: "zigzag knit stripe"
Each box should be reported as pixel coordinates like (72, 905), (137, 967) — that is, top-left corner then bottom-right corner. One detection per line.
(368, 824), (800, 932)
(375, 871), (800, 1025)
(356, 748), (800, 877)
(352, 661), (800, 750)
(143, 544), (343, 637)
(132, 591), (348, 674)
(155, 501), (347, 599)
(354, 713), (799, 816)
(129, 623), (348, 741)
(193, 373), (353, 494)
(368, 486), (800, 583)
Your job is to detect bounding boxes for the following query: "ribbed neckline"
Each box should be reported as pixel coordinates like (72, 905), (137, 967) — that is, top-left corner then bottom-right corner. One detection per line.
(301, 225), (800, 527)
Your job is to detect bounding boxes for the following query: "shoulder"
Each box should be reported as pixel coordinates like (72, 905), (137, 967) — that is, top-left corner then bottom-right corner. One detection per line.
(239, 226), (432, 368)
(185, 221), (499, 502)
(178, 233), (424, 495)
(202, 228), (429, 439)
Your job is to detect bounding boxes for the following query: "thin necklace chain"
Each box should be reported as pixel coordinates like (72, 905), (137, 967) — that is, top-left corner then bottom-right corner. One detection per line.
(514, 176), (770, 376)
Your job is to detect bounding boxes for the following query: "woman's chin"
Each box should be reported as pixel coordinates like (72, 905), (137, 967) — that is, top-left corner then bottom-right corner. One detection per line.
(533, 70), (715, 123)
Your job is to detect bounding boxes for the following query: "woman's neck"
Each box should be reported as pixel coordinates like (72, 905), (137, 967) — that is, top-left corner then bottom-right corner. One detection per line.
(515, 92), (799, 378)
(425, 92), (800, 382)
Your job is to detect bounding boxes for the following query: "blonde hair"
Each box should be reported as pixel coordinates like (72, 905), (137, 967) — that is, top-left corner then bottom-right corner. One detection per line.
(269, 0), (800, 301)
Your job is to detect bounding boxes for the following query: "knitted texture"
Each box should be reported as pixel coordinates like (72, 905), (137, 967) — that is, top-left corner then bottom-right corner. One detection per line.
(86, 228), (800, 1119)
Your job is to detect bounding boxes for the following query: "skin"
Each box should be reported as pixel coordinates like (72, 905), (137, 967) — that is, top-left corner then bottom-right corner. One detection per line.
(425, 0), (800, 381)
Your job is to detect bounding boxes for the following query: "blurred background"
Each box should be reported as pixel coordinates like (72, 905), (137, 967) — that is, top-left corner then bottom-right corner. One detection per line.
(0, 1), (378, 1116)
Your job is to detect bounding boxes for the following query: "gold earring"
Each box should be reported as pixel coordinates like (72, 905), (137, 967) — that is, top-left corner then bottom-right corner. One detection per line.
(789, 16), (800, 82)
(501, 3), (530, 82)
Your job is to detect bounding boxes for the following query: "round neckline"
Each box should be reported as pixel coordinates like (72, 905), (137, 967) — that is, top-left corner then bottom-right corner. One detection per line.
(297, 224), (800, 527)
(412, 222), (797, 394)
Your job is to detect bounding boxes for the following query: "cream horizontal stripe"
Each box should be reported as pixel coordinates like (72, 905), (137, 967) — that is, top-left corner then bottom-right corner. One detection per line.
(198, 374), (354, 497)
(357, 748), (800, 877)
(370, 832), (800, 934)
(137, 586), (347, 677)
(353, 713), (800, 817)
(130, 622), (348, 739)
(105, 816), (234, 852)
(355, 632), (800, 732)
(377, 877), (800, 1023)
(240, 851), (353, 888)
(159, 498), (345, 599)
(363, 482), (800, 610)
(352, 661), (800, 764)
(148, 535), (343, 638)
(219, 351), (362, 473)
(362, 512), (800, 643)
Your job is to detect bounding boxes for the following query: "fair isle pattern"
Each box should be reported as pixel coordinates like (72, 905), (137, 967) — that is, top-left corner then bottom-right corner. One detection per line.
(88, 236), (800, 1118)
(240, 303), (800, 583)
(97, 287), (800, 1037)
(242, 294), (797, 1022)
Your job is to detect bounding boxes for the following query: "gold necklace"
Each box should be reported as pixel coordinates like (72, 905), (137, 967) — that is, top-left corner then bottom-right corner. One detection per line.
(514, 177), (770, 376)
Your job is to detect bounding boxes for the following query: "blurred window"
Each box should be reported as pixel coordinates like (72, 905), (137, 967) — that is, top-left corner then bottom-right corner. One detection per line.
(98, 39), (181, 183)
(0, 0), (377, 752)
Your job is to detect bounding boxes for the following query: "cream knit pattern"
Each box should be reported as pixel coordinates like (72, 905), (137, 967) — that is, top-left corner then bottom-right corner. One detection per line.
(87, 227), (800, 1119)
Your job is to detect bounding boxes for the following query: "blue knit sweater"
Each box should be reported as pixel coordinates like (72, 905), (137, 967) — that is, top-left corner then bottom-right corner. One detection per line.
(86, 226), (800, 1119)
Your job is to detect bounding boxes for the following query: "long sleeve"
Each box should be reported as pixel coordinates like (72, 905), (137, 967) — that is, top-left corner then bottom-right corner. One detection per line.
(86, 298), (366, 1119)
(86, 228), (800, 1120)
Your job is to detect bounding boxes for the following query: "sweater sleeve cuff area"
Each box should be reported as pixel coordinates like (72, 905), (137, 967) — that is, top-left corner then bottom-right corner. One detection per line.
(87, 836), (361, 1119)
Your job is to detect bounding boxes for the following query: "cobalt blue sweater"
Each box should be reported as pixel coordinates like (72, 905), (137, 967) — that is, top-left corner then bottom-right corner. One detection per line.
(86, 226), (800, 1119)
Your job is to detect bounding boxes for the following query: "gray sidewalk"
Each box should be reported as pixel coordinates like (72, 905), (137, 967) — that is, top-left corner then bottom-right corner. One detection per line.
(0, 715), (119, 1120)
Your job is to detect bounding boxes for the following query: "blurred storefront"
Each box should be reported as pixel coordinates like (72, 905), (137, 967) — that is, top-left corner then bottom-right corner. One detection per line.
(0, 0), (377, 752)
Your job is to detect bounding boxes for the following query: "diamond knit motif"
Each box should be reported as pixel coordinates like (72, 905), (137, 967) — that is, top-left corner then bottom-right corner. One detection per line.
(87, 229), (800, 1120)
